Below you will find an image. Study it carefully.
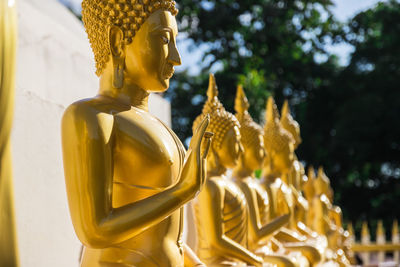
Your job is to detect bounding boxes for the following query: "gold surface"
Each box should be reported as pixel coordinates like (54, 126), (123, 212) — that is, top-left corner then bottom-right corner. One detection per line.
(193, 75), (263, 267)
(0, 0), (19, 265)
(62, 4), (212, 266)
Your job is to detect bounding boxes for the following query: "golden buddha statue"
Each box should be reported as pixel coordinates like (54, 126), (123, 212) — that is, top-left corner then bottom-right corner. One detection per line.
(192, 74), (263, 267)
(314, 167), (351, 266)
(231, 85), (306, 267)
(280, 100), (316, 237)
(261, 97), (322, 265)
(61, 1), (213, 266)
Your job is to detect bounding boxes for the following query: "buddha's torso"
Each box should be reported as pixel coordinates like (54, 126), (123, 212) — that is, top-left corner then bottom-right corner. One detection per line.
(80, 97), (185, 267)
(264, 178), (294, 227)
(313, 194), (335, 246)
(236, 177), (270, 249)
(289, 161), (309, 225)
(195, 176), (248, 265)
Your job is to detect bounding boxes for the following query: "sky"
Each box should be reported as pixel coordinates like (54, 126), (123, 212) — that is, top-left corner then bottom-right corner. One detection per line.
(60, 0), (387, 72)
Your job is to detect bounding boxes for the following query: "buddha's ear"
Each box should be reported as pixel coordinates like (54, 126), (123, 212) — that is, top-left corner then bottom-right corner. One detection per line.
(108, 25), (125, 59)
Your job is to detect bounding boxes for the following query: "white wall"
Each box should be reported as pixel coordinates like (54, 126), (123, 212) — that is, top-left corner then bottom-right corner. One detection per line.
(12, 0), (171, 266)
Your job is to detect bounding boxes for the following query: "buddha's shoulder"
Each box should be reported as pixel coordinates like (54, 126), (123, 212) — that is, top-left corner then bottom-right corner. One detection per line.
(64, 96), (130, 118)
(62, 96), (128, 141)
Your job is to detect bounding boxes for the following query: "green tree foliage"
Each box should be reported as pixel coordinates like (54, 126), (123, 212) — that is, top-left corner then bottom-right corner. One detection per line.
(167, 0), (342, 142)
(167, 0), (400, 229)
(297, 0), (400, 231)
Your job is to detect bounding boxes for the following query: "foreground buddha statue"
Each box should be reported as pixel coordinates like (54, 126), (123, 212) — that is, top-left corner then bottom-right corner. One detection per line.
(61, 1), (213, 266)
(261, 97), (322, 265)
(231, 86), (302, 267)
(192, 74), (263, 267)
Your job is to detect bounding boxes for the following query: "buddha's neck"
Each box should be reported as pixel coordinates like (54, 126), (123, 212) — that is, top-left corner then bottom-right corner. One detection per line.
(233, 161), (253, 179)
(261, 156), (278, 184)
(99, 74), (150, 111)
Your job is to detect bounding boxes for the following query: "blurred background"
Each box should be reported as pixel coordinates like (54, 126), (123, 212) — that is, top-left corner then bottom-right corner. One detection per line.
(61, 0), (400, 239)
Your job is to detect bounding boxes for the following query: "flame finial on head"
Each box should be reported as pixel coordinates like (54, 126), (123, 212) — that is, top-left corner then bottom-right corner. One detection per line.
(280, 100), (302, 148)
(265, 96), (280, 125)
(317, 166), (330, 185)
(207, 73), (218, 100)
(234, 85), (250, 115)
(281, 100), (289, 118)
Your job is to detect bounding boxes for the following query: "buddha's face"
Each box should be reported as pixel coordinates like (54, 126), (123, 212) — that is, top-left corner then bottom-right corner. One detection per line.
(242, 133), (265, 171)
(273, 142), (294, 174)
(218, 126), (243, 168)
(124, 10), (181, 92)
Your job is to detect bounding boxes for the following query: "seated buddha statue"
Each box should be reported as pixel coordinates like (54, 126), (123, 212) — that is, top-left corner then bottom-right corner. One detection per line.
(280, 102), (332, 250)
(231, 85), (307, 267)
(280, 100), (319, 238)
(261, 97), (322, 265)
(314, 168), (351, 266)
(192, 74), (263, 267)
(61, 1), (213, 266)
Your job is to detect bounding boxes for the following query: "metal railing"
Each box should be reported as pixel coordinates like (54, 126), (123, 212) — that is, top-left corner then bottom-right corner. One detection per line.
(347, 220), (400, 266)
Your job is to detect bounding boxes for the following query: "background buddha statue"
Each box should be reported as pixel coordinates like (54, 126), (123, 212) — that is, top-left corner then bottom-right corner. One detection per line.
(261, 97), (322, 265)
(61, 0), (212, 266)
(192, 74), (263, 267)
(314, 167), (351, 266)
(280, 101), (325, 240)
(231, 85), (301, 267)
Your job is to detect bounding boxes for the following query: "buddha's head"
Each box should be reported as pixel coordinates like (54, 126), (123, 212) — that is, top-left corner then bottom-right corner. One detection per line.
(315, 166), (332, 197)
(234, 85), (265, 173)
(303, 166), (316, 200)
(280, 100), (302, 149)
(263, 97), (295, 176)
(193, 74), (242, 171)
(82, 0), (181, 91)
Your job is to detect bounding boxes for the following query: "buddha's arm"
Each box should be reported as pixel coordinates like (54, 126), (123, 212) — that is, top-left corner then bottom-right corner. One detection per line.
(62, 104), (209, 248)
(183, 244), (205, 267)
(241, 182), (289, 243)
(275, 228), (306, 243)
(200, 180), (263, 267)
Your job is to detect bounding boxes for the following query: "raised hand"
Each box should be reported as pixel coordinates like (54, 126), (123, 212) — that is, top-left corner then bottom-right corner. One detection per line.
(178, 115), (213, 196)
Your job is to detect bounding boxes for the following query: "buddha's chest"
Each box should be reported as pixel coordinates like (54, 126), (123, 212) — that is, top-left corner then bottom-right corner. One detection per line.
(221, 179), (248, 244)
(252, 183), (270, 223)
(112, 110), (184, 202)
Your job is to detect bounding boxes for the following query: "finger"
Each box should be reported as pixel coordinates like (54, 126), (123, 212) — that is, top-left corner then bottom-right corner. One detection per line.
(201, 132), (213, 160)
(202, 157), (207, 186)
(190, 115), (210, 149)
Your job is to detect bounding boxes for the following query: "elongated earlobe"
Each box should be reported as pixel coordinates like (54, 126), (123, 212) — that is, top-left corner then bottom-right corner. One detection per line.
(113, 61), (124, 89)
(108, 25), (125, 89)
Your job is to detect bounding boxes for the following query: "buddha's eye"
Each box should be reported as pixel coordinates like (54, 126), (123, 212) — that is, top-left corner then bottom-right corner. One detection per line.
(161, 32), (170, 44)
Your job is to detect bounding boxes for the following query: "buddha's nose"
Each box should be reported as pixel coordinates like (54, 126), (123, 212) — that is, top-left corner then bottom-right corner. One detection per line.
(167, 43), (182, 66)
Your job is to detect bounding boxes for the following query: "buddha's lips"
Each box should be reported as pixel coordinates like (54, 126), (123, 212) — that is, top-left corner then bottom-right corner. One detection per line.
(163, 66), (174, 79)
